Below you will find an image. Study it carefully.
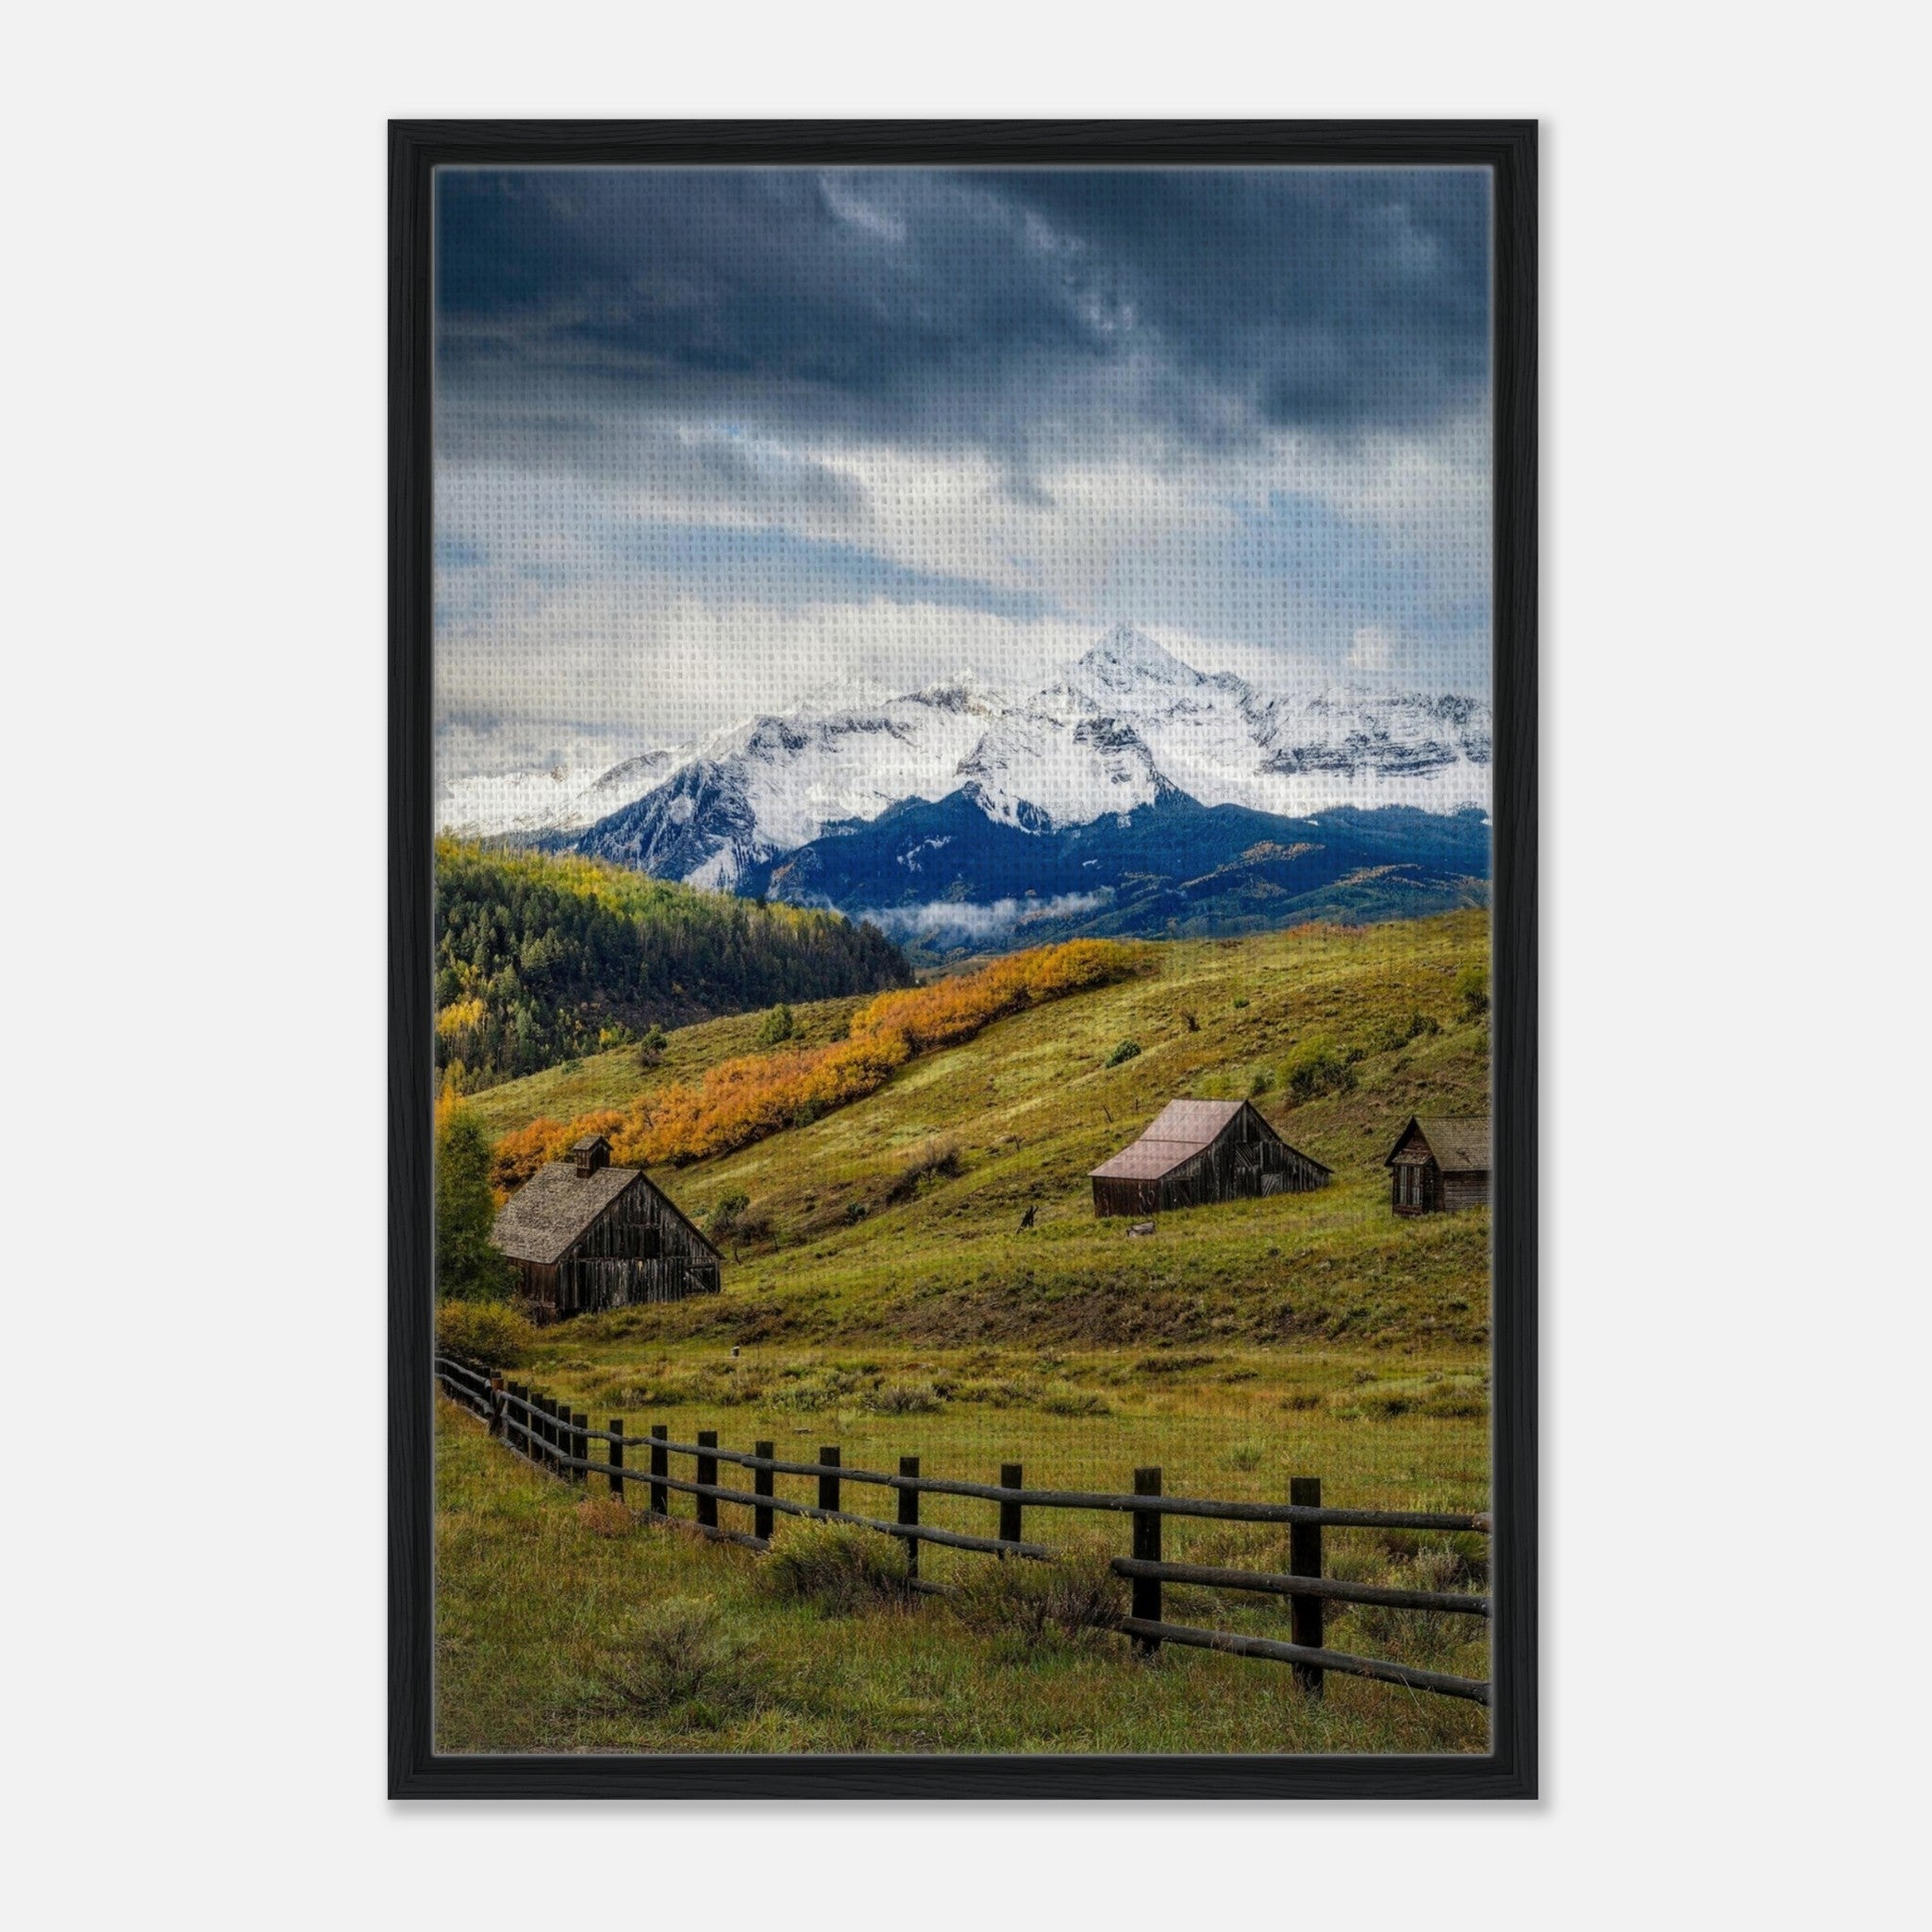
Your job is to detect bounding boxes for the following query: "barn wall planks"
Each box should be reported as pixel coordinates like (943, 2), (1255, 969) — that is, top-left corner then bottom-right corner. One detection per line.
(510, 1173), (723, 1313)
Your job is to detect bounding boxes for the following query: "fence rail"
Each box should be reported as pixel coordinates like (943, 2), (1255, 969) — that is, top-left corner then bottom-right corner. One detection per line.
(435, 1353), (1491, 1707)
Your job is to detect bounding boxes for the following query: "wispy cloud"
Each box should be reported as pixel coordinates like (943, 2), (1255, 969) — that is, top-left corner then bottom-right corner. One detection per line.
(861, 892), (1111, 941)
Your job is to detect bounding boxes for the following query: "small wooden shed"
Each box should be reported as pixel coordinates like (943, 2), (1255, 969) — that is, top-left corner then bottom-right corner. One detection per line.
(491, 1134), (723, 1315)
(1385, 1115), (1491, 1214)
(1090, 1099), (1331, 1218)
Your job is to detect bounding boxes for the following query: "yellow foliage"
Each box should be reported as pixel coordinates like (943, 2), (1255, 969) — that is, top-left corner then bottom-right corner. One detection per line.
(436, 996), (487, 1041)
(490, 940), (1140, 1187)
(850, 939), (1138, 1054)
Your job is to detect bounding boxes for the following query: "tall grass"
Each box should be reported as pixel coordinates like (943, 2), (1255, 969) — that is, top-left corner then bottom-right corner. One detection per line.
(435, 1400), (1490, 1756)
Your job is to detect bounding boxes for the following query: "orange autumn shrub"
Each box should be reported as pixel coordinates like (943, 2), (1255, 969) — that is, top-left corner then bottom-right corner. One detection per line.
(491, 941), (1141, 1181)
(611, 1030), (913, 1168)
(491, 1108), (626, 1191)
(850, 939), (1138, 1053)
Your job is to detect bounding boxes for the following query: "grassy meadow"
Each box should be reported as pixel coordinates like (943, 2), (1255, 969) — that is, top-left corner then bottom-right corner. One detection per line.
(437, 908), (1494, 1754)
(437, 1397), (1490, 1756)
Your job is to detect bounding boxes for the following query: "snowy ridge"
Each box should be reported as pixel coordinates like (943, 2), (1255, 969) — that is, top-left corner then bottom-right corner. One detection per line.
(435, 748), (675, 841)
(439, 625), (1491, 890)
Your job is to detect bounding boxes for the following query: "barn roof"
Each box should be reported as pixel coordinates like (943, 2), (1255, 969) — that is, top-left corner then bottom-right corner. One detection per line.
(1386, 1115), (1491, 1174)
(491, 1162), (724, 1270)
(1090, 1098), (1326, 1183)
(492, 1163), (642, 1265)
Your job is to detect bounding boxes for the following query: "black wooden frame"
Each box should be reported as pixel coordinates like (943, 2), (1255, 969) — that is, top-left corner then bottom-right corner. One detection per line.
(391, 119), (1537, 1799)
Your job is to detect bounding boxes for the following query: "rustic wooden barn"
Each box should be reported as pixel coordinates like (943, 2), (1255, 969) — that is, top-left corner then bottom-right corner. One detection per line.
(491, 1135), (723, 1315)
(1385, 1115), (1491, 1214)
(1090, 1099), (1331, 1218)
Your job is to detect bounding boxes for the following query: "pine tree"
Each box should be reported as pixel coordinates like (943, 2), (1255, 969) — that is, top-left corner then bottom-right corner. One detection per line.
(436, 1098), (508, 1301)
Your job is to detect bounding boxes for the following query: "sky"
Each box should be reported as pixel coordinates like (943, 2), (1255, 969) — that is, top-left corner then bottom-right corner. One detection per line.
(435, 166), (1491, 776)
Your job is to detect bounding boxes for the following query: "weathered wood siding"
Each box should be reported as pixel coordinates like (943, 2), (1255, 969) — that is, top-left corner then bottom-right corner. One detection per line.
(1233, 1138), (1329, 1197)
(1391, 1155), (1440, 1215)
(1441, 1172), (1491, 1211)
(509, 1259), (561, 1305)
(515, 1176), (723, 1314)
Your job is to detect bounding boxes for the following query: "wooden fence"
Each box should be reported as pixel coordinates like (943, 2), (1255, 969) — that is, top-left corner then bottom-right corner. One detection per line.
(436, 1353), (1492, 1706)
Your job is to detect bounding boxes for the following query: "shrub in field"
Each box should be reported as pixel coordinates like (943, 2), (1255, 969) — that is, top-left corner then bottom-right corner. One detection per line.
(1281, 1037), (1357, 1103)
(887, 1136), (961, 1203)
(754, 1003), (795, 1047)
(950, 1540), (1127, 1652)
(765, 1365), (866, 1413)
(1039, 1384), (1111, 1417)
(434, 1298), (537, 1370)
(758, 1520), (910, 1613)
(592, 1597), (760, 1723)
(1455, 960), (1490, 1019)
(1106, 1039), (1141, 1068)
(864, 1381), (944, 1415)
(708, 1191), (750, 1237)
(1368, 1008), (1443, 1054)
(1420, 1385), (1490, 1420)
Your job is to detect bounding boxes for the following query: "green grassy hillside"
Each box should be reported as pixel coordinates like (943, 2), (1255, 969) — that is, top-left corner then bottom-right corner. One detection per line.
(477, 910), (1490, 1350)
(441, 910), (1495, 1750)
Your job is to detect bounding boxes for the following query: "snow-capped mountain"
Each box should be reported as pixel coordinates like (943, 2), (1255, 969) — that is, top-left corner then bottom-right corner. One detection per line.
(438, 626), (1491, 895)
(573, 675), (1009, 888)
(435, 748), (675, 842)
(1032, 626), (1490, 823)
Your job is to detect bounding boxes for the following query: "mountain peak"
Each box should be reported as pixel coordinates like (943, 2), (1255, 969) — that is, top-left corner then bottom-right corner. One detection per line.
(792, 673), (898, 718)
(1074, 625), (1202, 691)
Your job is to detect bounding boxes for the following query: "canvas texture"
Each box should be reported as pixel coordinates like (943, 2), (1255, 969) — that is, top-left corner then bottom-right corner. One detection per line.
(428, 166), (1496, 1756)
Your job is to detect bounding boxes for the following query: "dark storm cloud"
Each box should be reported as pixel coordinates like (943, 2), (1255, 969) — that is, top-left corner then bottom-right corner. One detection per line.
(436, 167), (1489, 443)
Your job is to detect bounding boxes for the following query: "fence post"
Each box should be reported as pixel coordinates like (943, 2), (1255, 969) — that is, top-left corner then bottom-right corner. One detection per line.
(696, 1430), (719, 1530)
(544, 1395), (561, 1472)
(608, 1419), (625, 1498)
(650, 1424), (668, 1517)
(531, 1394), (548, 1468)
(754, 1441), (775, 1544)
(819, 1446), (841, 1516)
(572, 1413), (590, 1484)
(508, 1383), (527, 1457)
(1132, 1467), (1163, 1656)
(999, 1463), (1024, 1553)
(489, 1377), (506, 1439)
(1290, 1474), (1324, 1698)
(899, 1456), (921, 1581)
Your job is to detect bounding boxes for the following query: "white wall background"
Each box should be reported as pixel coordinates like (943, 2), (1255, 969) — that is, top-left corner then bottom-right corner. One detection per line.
(6, 5), (1926, 1924)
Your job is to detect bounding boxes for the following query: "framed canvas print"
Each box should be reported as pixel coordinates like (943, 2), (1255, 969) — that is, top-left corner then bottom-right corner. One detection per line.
(391, 119), (1536, 1798)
